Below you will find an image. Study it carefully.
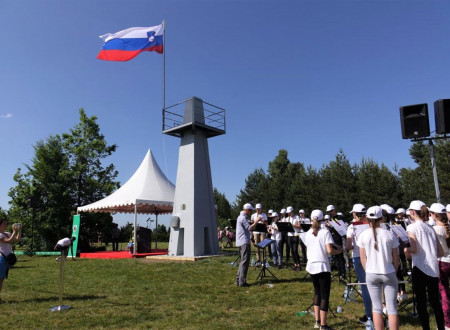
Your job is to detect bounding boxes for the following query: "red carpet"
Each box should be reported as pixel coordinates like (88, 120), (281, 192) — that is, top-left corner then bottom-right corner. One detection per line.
(80, 249), (168, 259)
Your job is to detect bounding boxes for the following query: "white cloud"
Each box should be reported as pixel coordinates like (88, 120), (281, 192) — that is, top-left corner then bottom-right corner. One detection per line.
(0, 113), (13, 119)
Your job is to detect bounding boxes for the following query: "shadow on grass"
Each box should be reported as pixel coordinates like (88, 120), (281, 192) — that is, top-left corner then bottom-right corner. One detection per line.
(9, 294), (107, 304)
(10, 266), (35, 269)
(252, 277), (308, 285)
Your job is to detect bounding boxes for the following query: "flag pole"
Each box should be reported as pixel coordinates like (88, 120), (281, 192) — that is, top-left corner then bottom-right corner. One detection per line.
(162, 20), (166, 111)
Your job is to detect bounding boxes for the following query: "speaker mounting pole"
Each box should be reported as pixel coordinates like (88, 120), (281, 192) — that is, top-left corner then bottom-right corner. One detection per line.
(428, 140), (441, 203)
(411, 135), (448, 203)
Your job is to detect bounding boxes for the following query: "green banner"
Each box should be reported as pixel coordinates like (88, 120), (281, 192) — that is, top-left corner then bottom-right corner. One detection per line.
(68, 215), (81, 258)
(15, 251), (60, 256)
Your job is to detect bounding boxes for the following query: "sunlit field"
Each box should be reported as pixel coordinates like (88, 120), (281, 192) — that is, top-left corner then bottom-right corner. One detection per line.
(0, 246), (430, 329)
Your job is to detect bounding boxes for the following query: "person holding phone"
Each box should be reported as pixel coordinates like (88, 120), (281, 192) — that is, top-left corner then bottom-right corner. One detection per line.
(0, 219), (22, 303)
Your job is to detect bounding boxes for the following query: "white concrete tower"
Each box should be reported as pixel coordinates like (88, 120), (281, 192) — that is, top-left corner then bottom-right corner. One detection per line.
(163, 97), (225, 257)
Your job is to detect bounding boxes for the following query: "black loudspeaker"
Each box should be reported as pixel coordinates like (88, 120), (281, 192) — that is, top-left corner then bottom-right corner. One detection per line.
(137, 227), (152, 253)
(399, 103), (430, 139)
(434, 99), (450, 134)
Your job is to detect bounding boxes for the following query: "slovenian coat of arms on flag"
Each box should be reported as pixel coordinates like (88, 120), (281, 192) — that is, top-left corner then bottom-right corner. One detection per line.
(97, 23), (163, 61)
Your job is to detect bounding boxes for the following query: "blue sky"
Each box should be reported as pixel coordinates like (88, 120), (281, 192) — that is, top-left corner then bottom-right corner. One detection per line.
(1, 1), (449, 228)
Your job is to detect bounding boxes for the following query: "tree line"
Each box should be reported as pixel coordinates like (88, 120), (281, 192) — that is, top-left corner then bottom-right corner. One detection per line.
(227, 143), (450, 223)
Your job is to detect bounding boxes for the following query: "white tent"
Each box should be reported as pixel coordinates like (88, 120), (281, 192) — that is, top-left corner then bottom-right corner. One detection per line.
(77, 149), (175, 254)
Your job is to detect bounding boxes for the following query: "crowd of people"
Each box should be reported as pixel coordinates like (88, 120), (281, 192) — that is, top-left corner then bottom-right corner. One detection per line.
(234, 201), (450, 330)
(217, 226), (234, 249)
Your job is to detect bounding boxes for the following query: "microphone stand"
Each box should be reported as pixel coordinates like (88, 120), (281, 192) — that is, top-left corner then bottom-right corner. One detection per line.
(50, 247), (71, 311)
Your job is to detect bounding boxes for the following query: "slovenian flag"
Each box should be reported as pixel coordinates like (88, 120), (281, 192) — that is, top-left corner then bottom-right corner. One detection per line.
(97, 24), (163, 61)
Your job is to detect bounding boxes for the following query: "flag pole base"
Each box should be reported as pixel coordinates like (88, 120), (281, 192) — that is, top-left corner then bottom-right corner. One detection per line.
(50, 305), (71, 312)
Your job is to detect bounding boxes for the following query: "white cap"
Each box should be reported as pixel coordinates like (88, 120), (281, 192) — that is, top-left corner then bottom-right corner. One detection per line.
(429, 203), (446, 214)
(406, 210), (411, 216)
(299, 209), (305, 214)
(324, 214), (330, 220)
(326, 205), (335, 212)
(268, 209), (273, 214)
(286, 206), (294, 213)
(380, 204), (395, 215)
(280, 208), (286, 214)
(243, 203), (255, 210)
(271, 212), (278, 217)
(255, 203), (262, 209)
(408, 200), (426, 211)
(447, 204), (450, 212)
(350, 204), (366, 213)
(395, 208), (406, 214)
(366, 206), (383, 219)
(311, 210), (323, 221)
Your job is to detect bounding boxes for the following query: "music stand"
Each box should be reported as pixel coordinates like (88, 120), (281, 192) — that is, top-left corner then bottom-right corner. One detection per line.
(255, 238), (279, 285)
(301, 271), (311, 282)
(275, 222), (294, 233)
(229, 246), (241, 267)
(254, 223), (268, 233)
(301, 224), (312, 232)
(397, 279), (418, 317)
(304, 301), (336, 318)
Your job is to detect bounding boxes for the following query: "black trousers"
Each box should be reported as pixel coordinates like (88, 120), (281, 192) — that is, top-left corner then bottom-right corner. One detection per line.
(288, 236), (300, 265)
(281, 232), (290, 262)
(333, 252), (346, 276)
(111, 238), (119, 251)
(300, 240), (307, 264)
(311, 271), (331, 311)
(412, 266), (445, 330)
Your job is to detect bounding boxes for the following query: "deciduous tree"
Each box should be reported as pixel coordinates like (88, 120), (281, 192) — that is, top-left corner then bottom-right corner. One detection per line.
(8, 109), (119, 251)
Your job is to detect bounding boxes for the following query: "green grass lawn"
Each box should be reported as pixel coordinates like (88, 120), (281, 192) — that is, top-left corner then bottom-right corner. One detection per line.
(0, 248), (431, 329)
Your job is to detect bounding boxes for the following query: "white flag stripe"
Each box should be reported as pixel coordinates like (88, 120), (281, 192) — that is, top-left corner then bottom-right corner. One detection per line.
(99, 24), (163, 42)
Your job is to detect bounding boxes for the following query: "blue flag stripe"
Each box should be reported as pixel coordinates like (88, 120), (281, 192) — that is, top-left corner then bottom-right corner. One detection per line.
(102, 35), (163, 51)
